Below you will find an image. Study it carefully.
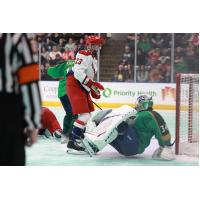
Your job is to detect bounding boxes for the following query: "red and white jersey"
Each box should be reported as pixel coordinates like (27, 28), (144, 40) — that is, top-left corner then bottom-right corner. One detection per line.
(72, 50), (97, 92)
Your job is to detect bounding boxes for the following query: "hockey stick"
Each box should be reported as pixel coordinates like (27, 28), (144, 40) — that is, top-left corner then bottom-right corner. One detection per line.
(92, 100), (102, 110)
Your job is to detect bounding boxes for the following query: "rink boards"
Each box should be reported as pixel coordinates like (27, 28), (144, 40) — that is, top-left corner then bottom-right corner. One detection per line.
(40, 81), (177, 110)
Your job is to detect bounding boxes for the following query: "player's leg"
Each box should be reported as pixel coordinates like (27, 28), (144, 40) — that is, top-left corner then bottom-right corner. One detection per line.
(59, 95), (78, 138)
(110, 126), (139, 156)
(67, 113), (91, 154)
(66, 81), (95, 154)
(41, 107), (62, 138)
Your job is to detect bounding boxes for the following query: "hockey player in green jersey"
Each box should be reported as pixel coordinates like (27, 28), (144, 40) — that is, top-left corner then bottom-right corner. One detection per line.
(83, 95), (175, 160)
(47, 60), (78, 142)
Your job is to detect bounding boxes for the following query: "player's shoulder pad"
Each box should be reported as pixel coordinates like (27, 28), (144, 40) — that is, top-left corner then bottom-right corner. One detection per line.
(79, 50), (92, 56)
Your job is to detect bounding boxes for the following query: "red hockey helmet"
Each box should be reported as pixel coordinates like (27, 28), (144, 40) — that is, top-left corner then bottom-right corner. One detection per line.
(85, 35), (104, 45)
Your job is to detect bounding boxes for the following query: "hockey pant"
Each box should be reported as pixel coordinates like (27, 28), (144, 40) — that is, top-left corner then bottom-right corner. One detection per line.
(110, 126), (139, 156)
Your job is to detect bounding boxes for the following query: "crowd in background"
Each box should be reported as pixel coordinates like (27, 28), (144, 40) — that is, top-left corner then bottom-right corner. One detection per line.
(36, 33), (199, 82)
(36, 33), (94, 80)
(112, 33), (199, 83)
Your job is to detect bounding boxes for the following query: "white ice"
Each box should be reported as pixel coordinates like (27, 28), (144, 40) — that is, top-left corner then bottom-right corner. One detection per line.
(26, 106), (199, 166)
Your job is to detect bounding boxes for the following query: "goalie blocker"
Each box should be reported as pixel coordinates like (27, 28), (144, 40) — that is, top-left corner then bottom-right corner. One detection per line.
(84, 95), (175, 161)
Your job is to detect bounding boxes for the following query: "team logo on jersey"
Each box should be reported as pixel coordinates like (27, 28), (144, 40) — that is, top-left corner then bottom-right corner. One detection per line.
(102, 88), (112, 98)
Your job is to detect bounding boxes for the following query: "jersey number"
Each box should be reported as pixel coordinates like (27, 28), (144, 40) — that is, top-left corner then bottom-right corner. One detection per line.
(75, 58), (83, 65)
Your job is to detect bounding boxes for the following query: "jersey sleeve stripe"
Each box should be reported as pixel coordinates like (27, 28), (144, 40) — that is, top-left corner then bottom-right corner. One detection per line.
(17, 64), (39, 84)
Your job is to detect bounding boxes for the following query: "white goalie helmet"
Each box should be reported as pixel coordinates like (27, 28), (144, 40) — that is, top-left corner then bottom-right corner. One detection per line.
(135, 95), (153, 111)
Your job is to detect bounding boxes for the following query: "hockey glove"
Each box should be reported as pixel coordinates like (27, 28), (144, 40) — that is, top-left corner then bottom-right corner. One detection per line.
(90, 81), (104, 99)
(91, 89), (101, 99)
(84, 78), (104, 99)
(83, 77), (104, 91)
(152, 146), (175, 161)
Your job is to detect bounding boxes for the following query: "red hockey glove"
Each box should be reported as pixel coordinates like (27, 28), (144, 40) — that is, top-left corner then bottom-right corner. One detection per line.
(91, 89), (101, 99)
(83, 76), (104, 91)
(91, 81), (104, 91)
(90, 81), (104, 99)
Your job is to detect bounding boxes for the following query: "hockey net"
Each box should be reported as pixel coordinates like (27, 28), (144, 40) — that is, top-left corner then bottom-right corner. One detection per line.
(175, 73), (199, 157)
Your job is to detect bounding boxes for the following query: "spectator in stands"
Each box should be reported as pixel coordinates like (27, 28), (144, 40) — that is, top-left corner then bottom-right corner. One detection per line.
(161, 60), (171, 82)
(49, 46), (62, 60)
(41, 63), (53, 80)
(51, 33), (61, 44)
(175, 33), (190, 48)
(136, 65), (150, 83)
(162, 34), (172, 48)
(158, 48), (170, 65)
(149, 68), (163, 83)
(41, 47), (50, 64)
(111, 70), (124, 82)
(61, 47), (75, 60)
(188, 33), (199, 47)
(137, 48), (147, 66)
(175, 46), (185, 58)
(36, 33), (46, 44)
(44, 36), (57, 52)
(112, 62), (125, 82)
(84, 34), (89, 42)
(174, 56), (189, 74)
(185, 42), (196, 72)
(121, 45), (134, 65)
(76, 38), (85, 51)
(58, 38), (66, 52)
(151, 34), (164, 49)
(123, 63), (133, 82)
(127, 33), (136, 51)
(138, 33), (152, 53)
(147, 48), (160, 67)
(65, 37), (77, 52)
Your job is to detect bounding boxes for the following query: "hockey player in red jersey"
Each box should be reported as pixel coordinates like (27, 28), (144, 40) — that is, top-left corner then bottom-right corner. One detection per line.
(66, 35), (105, 154)
(38, 107), (62, 138)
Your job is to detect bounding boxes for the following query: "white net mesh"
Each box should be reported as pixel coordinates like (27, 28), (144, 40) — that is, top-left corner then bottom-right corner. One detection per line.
(176, 74), (199, 156)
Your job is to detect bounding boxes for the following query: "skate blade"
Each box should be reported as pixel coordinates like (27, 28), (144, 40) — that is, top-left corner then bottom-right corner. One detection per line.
(66, 149), (88, 155)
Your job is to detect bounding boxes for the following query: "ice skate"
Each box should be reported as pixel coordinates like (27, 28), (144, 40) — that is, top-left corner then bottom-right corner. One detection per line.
(67, 139), (87, 155)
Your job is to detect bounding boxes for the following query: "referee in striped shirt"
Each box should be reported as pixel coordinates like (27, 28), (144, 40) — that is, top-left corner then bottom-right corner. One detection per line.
(0, 33), (41, 166)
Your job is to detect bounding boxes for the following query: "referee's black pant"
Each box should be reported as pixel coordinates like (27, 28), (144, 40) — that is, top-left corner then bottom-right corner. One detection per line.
(0, 94), (26, 166)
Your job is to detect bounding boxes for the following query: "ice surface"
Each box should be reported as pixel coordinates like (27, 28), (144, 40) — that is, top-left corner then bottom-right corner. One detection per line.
(26, 106), (199, 166)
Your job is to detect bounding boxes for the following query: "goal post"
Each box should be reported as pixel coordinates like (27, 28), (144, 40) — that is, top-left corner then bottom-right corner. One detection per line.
(175, 73), (199, 156)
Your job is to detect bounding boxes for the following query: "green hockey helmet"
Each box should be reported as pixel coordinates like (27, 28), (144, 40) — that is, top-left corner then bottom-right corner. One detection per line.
(135, 95), (153, 111)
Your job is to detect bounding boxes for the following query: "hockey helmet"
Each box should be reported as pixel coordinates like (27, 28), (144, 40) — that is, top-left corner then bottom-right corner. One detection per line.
(135, 95), (153, 111)
(85, 35), (104, 45)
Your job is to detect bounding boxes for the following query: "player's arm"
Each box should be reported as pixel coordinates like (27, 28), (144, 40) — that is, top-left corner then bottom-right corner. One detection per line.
(148, 112), (175, 160)
(15, 34), (41, 130)
(47, 61), (67, 79)
(149, 112), (172, 147)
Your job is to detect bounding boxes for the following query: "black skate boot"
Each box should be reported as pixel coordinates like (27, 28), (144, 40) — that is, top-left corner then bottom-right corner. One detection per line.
(67, 139), (87, 155)
(67, 125), (89, 155)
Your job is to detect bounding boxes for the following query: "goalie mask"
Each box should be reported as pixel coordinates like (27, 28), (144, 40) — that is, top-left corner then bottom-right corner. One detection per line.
(135, 95), (153, 111)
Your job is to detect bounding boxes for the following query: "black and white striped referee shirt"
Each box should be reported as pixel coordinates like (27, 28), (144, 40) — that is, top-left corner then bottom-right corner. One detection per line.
(0, 33), (41, 129)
